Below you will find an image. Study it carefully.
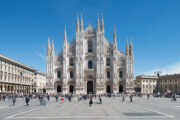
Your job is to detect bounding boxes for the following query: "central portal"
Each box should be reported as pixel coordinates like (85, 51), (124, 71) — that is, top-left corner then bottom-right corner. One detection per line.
(87, 81), (93, 94)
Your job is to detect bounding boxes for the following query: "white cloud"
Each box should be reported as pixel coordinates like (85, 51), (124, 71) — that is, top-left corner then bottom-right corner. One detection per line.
(143, 61), (180, 75)
(35, 52), (46, 60)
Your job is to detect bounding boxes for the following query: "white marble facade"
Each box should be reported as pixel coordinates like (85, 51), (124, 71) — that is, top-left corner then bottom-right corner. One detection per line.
(46, 14), (134, 94)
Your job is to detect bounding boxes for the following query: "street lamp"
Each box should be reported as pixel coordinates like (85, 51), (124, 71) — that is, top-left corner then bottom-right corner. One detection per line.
(154, 71), (162, 96)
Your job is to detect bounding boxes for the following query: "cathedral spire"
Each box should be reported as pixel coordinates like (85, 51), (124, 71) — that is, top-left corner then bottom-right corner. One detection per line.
(97, 13), (100, 32)
(47, 37), (51, 56)
(76, 13), (79, 32)
(51, 37), (55, 56)
(64, 25), (67, 43)
(100, 13), (104, 33)
(80, 13), (83, 32)
(129, 38), (133, 56)
(113, 25), (117, 44)
(126, 37), (129, 56)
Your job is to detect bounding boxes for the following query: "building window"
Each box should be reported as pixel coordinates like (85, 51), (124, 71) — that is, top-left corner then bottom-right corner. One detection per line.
(88, 40), (92, 52)
(69, 58), (74, 66)
(119, 71), (123, 78)
(107, 71), (110, 78)
(106, 58), (110, 66)
(57, 71), (61, 78)
(70, 71), (73, 78)
(88, 61), (92, 69)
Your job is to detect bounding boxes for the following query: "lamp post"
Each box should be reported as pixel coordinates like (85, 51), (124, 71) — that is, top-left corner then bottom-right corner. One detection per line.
(154, 71), (162, 96)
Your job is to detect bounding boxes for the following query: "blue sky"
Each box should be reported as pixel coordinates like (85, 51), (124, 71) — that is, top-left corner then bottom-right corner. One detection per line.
(0, 0), (180, 76)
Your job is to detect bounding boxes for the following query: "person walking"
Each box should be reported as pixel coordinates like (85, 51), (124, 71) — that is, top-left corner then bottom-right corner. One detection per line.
(122, 94), (125, 102)
(55, 95), (58, 102)
(47, 94), (50, 101)
(99, 95), (102, 104)
(172, 94), (176, 101)
(130, 94), (133, 103)
(25, 95), (30, 106)
(147, 94), (150, 100)
(12, 94), (16, 106)
(89, 96), (93, 107)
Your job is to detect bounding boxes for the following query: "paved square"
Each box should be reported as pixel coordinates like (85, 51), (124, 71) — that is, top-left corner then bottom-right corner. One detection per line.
(0, 96), (180, 120)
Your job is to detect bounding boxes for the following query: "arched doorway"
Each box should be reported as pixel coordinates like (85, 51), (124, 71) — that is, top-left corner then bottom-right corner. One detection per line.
(43, 88), (46, 94)
(87, 81), (93, 94)
(57, 85), (62, 93)
(69, 85), (74, 94)
(106, 85), (111, 93)
(119, 85), (123, 93)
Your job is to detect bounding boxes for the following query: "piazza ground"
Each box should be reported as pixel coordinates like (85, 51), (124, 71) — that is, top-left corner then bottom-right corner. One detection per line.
(0, 96), (180, 120)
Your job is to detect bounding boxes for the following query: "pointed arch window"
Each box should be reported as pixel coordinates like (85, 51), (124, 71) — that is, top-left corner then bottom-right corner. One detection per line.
(88, 61), (92, 69)
(119, 71), (123, 78)
(70, 71), (73, 78)
(107, 71), (110, 78)
(88, 40), (92, 52)
(69, 58), (74, 66)
(57, 71), (61, 78)
(106, 58), (110, 66)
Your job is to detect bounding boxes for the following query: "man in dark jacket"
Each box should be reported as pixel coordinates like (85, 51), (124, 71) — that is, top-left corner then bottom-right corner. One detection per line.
(25, 95), (30, 106)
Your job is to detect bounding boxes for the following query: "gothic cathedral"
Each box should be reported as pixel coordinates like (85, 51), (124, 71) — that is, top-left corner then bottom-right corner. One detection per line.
(46, 14), (134, 94)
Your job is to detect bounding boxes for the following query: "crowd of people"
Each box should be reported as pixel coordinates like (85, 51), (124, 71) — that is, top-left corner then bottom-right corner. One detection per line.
(0, 92), (178, 107)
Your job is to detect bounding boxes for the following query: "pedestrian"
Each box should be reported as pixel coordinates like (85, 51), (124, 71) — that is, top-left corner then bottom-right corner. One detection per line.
(147, 94), (150, 99)
(12, 94), (16, 106)
(3, 95), (6, 101)
(172, 94), (176, 101)
(89, 96), (93, 106)
(25, 95), (30, 106)
(55, 95), (58, 102)
(122, 94), (125, 102)
(47, 94), (50, 101)
(130, 94), (133, 102)
(61, 97), (64, 104)
(99, 95), (102, 104)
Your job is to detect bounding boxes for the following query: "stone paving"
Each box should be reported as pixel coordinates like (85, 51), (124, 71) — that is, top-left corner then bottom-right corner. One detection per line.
(0, 96), (180, 120)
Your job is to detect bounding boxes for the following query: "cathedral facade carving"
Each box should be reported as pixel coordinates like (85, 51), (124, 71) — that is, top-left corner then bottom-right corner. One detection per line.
(46, 14), (134, 94)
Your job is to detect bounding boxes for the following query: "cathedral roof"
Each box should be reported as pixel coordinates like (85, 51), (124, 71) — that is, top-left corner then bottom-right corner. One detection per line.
(84, 24), (96, 34)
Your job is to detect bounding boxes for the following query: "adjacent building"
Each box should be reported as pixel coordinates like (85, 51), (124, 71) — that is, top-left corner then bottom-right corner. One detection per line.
(46, 14), (134, 94)
(34, 71), (46, 94)
(159, 74), (180, 94)
(135, 75), (158, 94)
(0, 54), (36, 94)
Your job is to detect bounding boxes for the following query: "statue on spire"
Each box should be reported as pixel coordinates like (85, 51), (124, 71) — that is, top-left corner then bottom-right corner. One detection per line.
(47, 37), (51, 56)
(80, 13), (83, 32)
(76, 13), (79, 32)
(97, 13), (100, 32)
(129, 38), (133, 56)
(51, 37), (55, 56)
(64, 25), (67, 43)
(126, 37), (129, 56)
(100, 13), (104, 33)
(113, 25), (117, 44)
